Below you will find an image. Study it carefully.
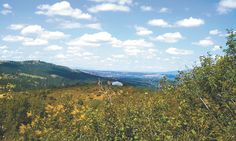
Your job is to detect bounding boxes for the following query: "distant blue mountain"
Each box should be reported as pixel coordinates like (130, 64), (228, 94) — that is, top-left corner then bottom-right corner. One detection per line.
(82, 70), (178, 89)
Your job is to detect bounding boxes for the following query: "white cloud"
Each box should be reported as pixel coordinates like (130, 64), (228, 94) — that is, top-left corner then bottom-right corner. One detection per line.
(85, 23), (102, 30)
(55, 54), (66, 59)
(217, 0), (236, 14)
(156, 32), (183, 43)
(40, 31), (67, 40)
(3, 25), (67, 46)
(140, 5), (153, 11)
(36, 1), (92, 20)
(112, 54), (125, 58)
(124, 47), (142, 56)
(88, 3), (130, 13)
(148, 19), (171, 27)
(3, 35), (26, 42)
(159, 7), (170, 13)
(166, 47), (193, 55)
(209, 29), (221, 35)
(212, 45), (221, 51)
(193, 38), (214, 47)
(52, 19), (101, 30)
(67, 40), (101, 47)
(3, 35), (48, 46)
(3, 3), (11, 9)
(67, 31), (154, 56)
(121, 39), (154, 56)
(1, 3), (12, 15)
(0, 45), (8, 49)
(67, 32), (117, 47)
(122, 39), (154, 48)
(20, 25), (67, 40)
(21, 25), (44, 35)
(89, 0), (133, 5)
(8, 24), (26, 30)
(176, 17), (204, 27)
(59, 21), (81, 29)
(45, 45), (63, 51)
(79, 32), (115, 43)
(145, 48), (158, 59)
(135, 26), (153, 36)
(22, 38), (48, 46)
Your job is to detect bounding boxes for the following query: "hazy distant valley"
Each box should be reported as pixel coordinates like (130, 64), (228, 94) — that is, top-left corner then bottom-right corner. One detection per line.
(0, 60), (177, 91)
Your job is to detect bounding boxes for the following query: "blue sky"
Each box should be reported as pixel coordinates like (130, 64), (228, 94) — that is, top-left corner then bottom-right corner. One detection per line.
(0, 0), (236, 72)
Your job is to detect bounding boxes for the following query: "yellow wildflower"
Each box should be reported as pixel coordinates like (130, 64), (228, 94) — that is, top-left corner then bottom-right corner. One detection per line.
(27, 111), (32, 118)
(35, 130), (42, 136)
(71, 107), (80, 115)
(19, 124), (28, 134)
(79, 114), (86, 120)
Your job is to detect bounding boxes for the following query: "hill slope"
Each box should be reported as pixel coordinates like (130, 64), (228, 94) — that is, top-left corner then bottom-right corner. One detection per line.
(0, 60), (102, 91)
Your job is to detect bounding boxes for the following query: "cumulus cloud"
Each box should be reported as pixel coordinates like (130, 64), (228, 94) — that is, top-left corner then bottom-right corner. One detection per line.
(22, 38), (48, 46)
(135, 26), (153, 36)
(29, 25), (65, 40)
(3, 35), (48, 46)
(148, 19), (171, 27)
(21, 25), (44, 35)
(176, 17), (204, 27)
(122, 39), (154, 48)
(112, 54), (125, 58)
(166, 47), (193, 55)
(48, 18), (102, 30)
(85, 23), (102, 30)
(67, 32), (117, 47)
(21, 25), (67, 40)
(193, 38), (215, 47)
(159, 7), (170, 13)
(3, 24), (67, 46)
(217, 0), (236, 14)
(121, 39), (154, 56)
(67, 31), (154, 56)
(89, 0), (133, 5)
(59, 20), (81, 29)
(88, 0), (132, 13)
(36, 1), (92, 20)
(212, 45), (221, 51)
(3, 35), (26, 42)
(1, 3), (12, 15)
(140, 5), (153, 11)
(88, 3), (130, 13)
(209, 29), (221, 35)
(45, 45), (63, 51)
(156, 32), (183, 43)
(0, 45), (8, 49)
(79, 32), (115, 43)
(8, 24), (26, 30)
(55, 54), (66, 59)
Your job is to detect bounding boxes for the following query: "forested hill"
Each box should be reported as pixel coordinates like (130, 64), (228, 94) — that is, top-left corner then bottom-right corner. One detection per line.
(0, 60), (102, 91)
(0, 60), (178, 91)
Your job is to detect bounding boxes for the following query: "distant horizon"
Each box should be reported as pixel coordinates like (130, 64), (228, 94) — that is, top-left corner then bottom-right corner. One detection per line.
(0, 59), (182, 73)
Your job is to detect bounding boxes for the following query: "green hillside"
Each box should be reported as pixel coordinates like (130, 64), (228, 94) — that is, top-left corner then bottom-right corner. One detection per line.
(0, 60), (102, 91)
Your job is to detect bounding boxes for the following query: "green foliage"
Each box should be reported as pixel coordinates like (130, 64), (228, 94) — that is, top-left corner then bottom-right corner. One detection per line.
(0, 91), (46, 140)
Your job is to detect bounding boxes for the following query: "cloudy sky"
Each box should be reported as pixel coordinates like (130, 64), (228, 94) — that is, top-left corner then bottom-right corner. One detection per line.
(0, 0), (235, 72)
